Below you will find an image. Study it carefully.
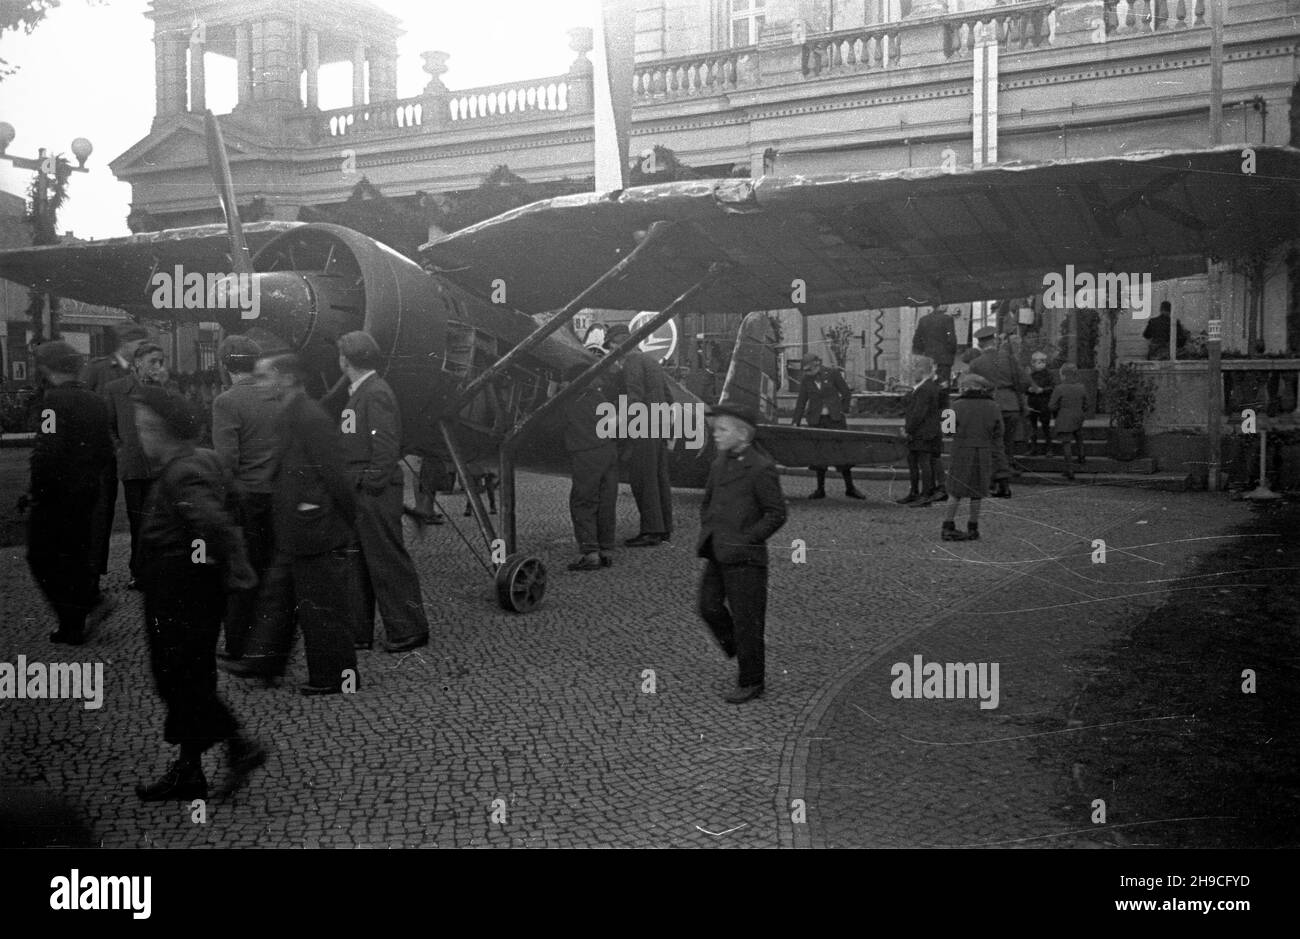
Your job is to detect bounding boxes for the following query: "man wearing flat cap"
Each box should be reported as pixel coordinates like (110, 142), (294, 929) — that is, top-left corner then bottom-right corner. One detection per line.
(791, 353), (864, 500)
(81, 321), (150, 597)
(26, 341), (113, 645)
(697, 402), (787, 704)
(604, 322), (674, 546)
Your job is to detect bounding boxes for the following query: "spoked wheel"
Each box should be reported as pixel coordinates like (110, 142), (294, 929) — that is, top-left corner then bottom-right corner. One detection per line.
(495, 554), (547, 613)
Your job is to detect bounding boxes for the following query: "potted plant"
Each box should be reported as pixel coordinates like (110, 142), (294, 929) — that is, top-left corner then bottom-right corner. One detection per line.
(1101, 363), (1157, 461)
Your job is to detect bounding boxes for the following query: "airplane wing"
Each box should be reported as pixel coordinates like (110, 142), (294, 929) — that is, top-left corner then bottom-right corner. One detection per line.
(0, 221), (301, 313)
(421, 145), (1300, 314)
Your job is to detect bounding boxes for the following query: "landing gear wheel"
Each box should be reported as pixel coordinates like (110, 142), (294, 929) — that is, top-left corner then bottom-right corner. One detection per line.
(495, 554), (547, 613)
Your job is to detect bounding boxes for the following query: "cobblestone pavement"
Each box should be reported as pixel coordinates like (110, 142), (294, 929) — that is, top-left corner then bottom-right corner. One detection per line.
(0, 470), (1250, 848)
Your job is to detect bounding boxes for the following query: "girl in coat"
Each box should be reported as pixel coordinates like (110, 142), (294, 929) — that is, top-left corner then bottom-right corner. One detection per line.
(942, 373), (1003, 542)
(1049, 364), (1088, 480)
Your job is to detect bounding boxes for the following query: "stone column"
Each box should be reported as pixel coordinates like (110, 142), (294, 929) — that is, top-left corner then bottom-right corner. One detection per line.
(154, 32), (186, 118)
(235, 24), (253, 108)
(304, 27), (320, 109)
(189, 34), (206, 112)
(352, 40), (367, 106)
(369, 44), (398, 102)
(566, 26), (593, 111)
(421, 50), (450, 128)
(251, 18), (297, 110)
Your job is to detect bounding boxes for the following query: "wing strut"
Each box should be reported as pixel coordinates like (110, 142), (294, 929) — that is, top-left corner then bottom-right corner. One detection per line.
(496, 262), (727, 556)
(444, 219), (678, 418)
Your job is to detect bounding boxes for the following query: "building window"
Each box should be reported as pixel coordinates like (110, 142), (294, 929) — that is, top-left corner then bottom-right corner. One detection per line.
(730, 0), (765, 47)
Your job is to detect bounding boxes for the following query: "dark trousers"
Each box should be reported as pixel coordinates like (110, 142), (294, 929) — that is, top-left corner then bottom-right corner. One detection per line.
(1026, 409), (1052, 447)
(142, 555), (239, 752)
(698, 554), (767, 688)
(222, 492), (275, 658)
(1058, 430), (1085, 463)
(907, 449), (942, 494)
(935, 361), (953, 385)
(87, 463), (117, 579)
(623, 435), (672, 537)
(245, 549), (357, 688)
(1002, 410), (1021, 463)
(123, 478), (154, 579)
(28, 494), (98, 636)
(811, 414), (855, 483)
(351, 482), (430, 645)
(569, 446), (618, 553)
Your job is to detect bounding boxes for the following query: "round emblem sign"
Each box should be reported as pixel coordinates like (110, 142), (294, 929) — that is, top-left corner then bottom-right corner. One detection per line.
(627, 311), (678, 363)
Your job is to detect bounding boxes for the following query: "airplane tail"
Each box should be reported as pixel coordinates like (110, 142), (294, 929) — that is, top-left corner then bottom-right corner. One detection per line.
(718, 311), (781, 418)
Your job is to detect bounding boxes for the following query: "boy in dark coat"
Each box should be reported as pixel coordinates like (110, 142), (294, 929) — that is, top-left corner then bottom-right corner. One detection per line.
(697, 403), (787, 704)
(1050, 364), (1088, 479)
(942, 374), (1003, 542)
(563, 363), (618, 571)
(1025, 351), (1056, 455)
(791, 353), (863, 499)
(897, 355), (947, 506)
(132, 386), (265, 801)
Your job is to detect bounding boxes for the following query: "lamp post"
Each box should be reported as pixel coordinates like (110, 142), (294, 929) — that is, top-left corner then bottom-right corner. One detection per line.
(0, 122), (93, 346)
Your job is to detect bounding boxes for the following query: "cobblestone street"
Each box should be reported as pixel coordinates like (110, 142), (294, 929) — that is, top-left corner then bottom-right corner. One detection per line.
(0, 469), (1269, 847)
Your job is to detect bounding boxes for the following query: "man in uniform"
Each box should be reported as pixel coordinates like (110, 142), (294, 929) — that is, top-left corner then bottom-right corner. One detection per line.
(336, 331), (430, 653)
(967, 326), (1024, 498)
(791, 353), (864, 500)
(563, 363), (618, 571)
(26, 341), (113, 645)
(697, 403), (787, 704)
(604, 323), (674, 546)
(211, 335), (283, 659)
(80, 322), (150, 598)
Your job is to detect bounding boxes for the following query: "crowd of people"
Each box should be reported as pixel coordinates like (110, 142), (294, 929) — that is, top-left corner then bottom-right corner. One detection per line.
(24, 324), (438, 801)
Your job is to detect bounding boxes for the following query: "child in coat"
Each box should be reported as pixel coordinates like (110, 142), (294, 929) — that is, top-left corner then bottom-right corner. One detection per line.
(1025, 351), (1056, 455)
(897, 355), (947, 506)
(1049, 364), (1088, 479)
(942, 373), (1003, 542)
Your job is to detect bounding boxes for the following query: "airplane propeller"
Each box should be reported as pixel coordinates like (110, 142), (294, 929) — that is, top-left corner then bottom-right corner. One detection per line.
(202, 109), (254, 278)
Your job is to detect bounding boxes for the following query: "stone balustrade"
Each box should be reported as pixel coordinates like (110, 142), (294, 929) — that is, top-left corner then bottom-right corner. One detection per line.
(633, 47), (756, 100)
(941, 0), (1059, 58)
(1105, 0), (1206, 35)
(803, 25), (904, 76)
(323, 97), (433, 138)
(446, 75), (571, 123)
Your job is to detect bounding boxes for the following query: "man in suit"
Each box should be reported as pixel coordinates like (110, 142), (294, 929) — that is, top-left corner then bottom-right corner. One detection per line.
(604, 323), (673, 547)
(211, 335), (284, 659)
(80, 322), (150, 598)
(791, 353), (864, 499)
(1142, 301), (1190, 360)
(967, 327), (1024, 497)
(697, 403), (788, 704)
(103, 341), (169, 586)
(563, 363), (618, 571)
(911, 306), (958, 386)
(336, 331), (430, 653)
(222, 355), (360, 694)
(26, 341), (114, 645)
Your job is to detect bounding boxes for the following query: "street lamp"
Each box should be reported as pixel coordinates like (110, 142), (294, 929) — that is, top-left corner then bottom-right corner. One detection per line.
(0, 122), (93, 346)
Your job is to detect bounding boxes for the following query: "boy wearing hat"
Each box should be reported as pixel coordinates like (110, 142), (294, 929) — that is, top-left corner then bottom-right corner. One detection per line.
(791, 353), (863, 499)
(132, 386), (265, 800)
(942, 373), (1003, 541)
(26, 341), (114, 644)
(697, 403), (787, 704)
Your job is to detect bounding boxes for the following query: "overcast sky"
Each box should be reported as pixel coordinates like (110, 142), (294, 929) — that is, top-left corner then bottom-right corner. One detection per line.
(0, 0), (599, 239)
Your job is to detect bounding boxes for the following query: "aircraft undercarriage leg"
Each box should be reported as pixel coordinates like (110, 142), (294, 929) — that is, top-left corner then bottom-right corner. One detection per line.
(438, 420), (547, 613)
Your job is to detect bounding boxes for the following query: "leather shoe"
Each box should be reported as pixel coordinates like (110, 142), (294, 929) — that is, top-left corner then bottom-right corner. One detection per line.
(567, 553), (605, 571)
(384, 634), (428, 653)
(624, 533), (666, 547)
(725, 683), (765, 704)
(844, 487), (865, 500)
(137, 761), (207, 801)
(299, 683), (342, 696)
(896, 492), (919, 505)
(808, 489), (826, 499)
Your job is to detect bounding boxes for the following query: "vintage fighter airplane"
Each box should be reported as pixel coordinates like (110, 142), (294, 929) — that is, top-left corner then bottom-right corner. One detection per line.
(2, 115), (1298, 612)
